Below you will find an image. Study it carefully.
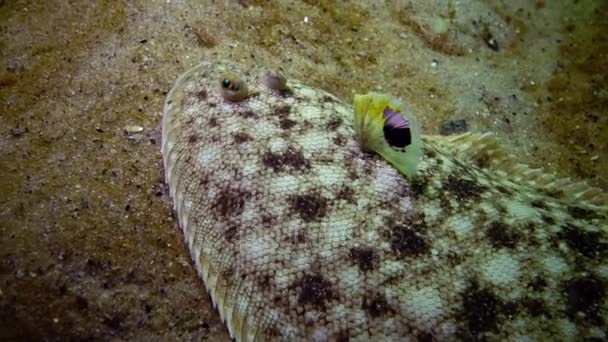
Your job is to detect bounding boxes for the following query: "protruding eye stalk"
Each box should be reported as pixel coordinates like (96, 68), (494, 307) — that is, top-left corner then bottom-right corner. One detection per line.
(262, 72), (288, 91)
(220, 74), (249, 102)
(353, 92), (422, 177)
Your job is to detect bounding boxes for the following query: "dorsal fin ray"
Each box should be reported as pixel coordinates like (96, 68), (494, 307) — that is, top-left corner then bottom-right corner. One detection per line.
(423, 133), (608, 208)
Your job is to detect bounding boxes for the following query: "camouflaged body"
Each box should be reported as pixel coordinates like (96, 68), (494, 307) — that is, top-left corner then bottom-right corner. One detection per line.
(161, 62), (608, 341)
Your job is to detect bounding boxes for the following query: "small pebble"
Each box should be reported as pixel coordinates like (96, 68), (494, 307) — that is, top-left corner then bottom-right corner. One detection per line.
(124, 125), (144, 133)
(590, 155), (599, 161)
(431, 59), (439, 68)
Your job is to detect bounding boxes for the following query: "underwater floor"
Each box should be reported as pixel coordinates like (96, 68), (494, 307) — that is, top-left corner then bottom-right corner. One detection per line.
(0, 0), (606, 340)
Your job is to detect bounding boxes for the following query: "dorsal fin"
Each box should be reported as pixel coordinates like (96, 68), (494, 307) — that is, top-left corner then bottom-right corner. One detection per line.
(423, 133), (608, 208)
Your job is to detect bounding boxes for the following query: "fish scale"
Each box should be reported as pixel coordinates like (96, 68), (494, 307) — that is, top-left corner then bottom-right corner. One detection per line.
(162, 61), (608, 341)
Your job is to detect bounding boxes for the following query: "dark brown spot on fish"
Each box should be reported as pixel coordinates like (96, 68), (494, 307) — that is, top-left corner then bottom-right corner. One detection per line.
(388, 221), (428, 257)
(263, 326), (281, 338)
(496, 185), (512, 196)
(279, 118), (297, 130)
(542, 214), (555, 225)
(257, 273), (271, 289)
(568, 205), (605, 220)
(326, 117), (342, 131)
(322, 95), (337, 103)
(233, 132), (251, 144)
(350, 247), (376, 272)
(485, 222), (519, 249)
(565, 276), (604, 324)
(195, 88), (207, 99)
(459, 282), (500, 338)
(541, 188), (564, 198)
(530, 200), (549, 210)
(528, 275), (547, 291)
(240, 110), (258, 119)
(409, 177), (428, 197)
(442, 174), (485, 202)
(423, 148), (436, 158)
(335, 186), (355, 204)
(417, 332), (435, 342)
(334, 331), (350, 342)
(262, 149), (310, 172)
(288, 230), (306, 244)
(363, 293), (391, 318)
(261, 214), (276, 227)
(333, 134), (346, 147)
(278, 88), (294, 97)
(274, 105), (291, 117)
(559, 224), (607, 258)
(208, 117), (219, 127)
(289, 193), (328, 222)
(188, 134), (199, 144)
(297, 273), (333, 308)
(475, 154), (490, 169)
(521, 298), (549, 317)
(224, 225), (238, 242)
(215, 188), (249, 218)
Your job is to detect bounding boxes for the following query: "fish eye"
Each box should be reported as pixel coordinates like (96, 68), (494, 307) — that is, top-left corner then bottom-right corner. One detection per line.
(219, 74), (248, 102)
(383, 107), (412, 148)
(221, 78), (232, 89)
(262, 71), (288, 91)
(353, 92), (421, 177)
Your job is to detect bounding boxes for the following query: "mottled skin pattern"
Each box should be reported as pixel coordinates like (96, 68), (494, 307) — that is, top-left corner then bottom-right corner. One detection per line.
(162, 62), (608, 341)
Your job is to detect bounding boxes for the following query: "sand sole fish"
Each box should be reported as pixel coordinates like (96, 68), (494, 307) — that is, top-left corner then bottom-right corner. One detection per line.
(162, 61), (607, 341)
